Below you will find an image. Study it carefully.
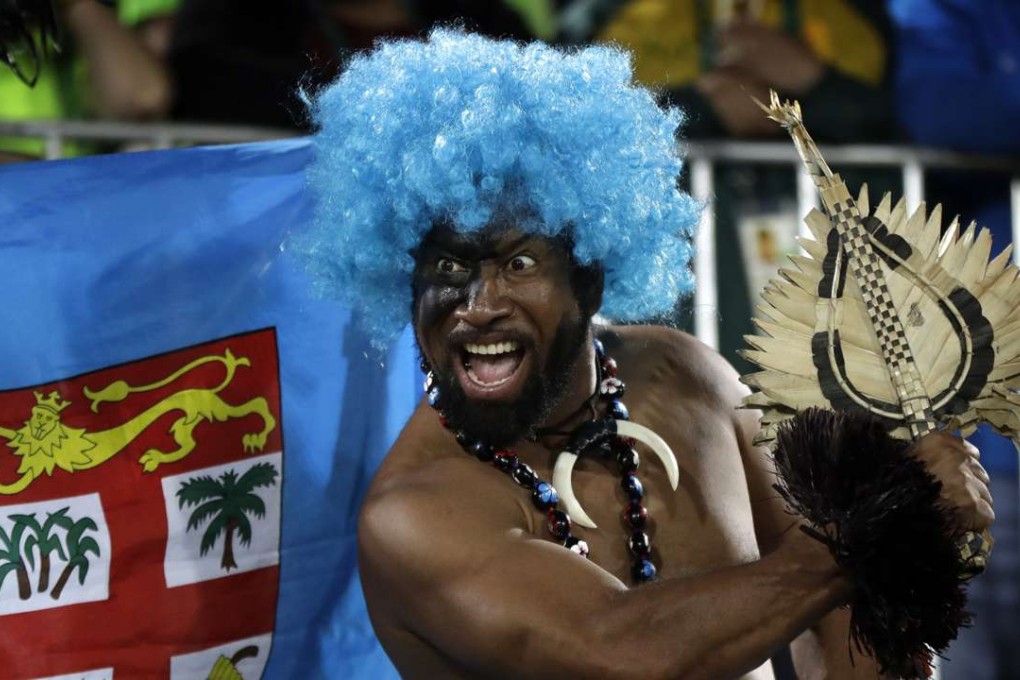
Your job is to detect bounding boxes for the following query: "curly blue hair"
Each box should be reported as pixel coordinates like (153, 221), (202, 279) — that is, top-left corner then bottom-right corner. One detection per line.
(293, 28), (700, 347)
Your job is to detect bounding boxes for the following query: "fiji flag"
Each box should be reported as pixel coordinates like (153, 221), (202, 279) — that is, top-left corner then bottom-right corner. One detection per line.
(0, 140), (413, 679)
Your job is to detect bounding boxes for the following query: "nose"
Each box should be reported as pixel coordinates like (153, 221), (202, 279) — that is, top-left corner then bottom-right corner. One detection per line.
(454, 268), (512, 328)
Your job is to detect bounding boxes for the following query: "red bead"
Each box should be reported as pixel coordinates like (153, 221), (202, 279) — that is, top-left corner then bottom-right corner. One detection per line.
(624, 501), (647, 529)
(546, 509), (572, 540)
(603, 357), (618, 376)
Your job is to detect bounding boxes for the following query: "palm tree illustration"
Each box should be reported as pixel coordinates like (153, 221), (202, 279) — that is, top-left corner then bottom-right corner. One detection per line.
(0, 517), (32, 600)
(14, 508), (70, 593)
(50, 517), (100, 600)
(177, 463), (278, 571)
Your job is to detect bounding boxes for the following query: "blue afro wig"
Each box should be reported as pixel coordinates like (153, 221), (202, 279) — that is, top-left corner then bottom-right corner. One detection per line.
(293, 28), (700, 347)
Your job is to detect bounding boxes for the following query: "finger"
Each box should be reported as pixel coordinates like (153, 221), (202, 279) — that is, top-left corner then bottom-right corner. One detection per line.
(973, 498), (995, 530)
(973, 475), (994, 509)
(962, 439), (980, 459)
(967, 458), (991, 485)
(955, 502), (993, 533)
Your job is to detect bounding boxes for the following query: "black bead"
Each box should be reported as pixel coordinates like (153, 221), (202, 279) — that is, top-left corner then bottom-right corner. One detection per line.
(628, 531), (650, 558)
(493, 451), (517, 473)
(471, 441), (494, 462)
(454, 431), (471, 447)
(512, 462), (537, 489)
(546, 509), (572, 540)
(616, 447), (640, 474)
(623, 501), (647, 530)
(632, 558), (657, 583)
(621, 474), (644, 500)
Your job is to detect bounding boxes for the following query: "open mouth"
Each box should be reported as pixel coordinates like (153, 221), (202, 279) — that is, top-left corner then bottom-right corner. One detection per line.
(457, 340), (528, 399)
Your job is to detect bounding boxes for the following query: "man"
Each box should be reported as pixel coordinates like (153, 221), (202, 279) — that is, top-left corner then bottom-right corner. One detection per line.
(294, 30), (993, 678)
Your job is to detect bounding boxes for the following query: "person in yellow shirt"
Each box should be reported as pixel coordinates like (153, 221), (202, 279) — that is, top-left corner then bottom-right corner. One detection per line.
(576, 0), (894, 142)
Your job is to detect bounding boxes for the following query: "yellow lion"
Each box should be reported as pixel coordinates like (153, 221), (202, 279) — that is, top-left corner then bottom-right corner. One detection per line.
(0, 350), (277, 495)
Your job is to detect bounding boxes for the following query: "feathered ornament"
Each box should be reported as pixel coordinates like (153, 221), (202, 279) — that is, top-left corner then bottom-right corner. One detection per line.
(741, 92), (1018, 676)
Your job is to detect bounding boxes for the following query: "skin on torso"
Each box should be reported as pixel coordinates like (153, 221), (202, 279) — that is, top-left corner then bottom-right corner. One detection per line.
(361, 325), (782, 679)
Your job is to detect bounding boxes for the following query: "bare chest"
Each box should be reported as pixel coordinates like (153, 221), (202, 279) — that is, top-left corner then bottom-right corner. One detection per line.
(521, 405), (761, 584)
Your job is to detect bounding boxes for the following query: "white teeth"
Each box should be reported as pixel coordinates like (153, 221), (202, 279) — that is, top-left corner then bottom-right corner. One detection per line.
(464, 341), (519, 355)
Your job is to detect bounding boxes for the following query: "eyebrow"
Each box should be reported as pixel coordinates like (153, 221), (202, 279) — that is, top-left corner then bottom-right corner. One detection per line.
(434, 233), (537, 261)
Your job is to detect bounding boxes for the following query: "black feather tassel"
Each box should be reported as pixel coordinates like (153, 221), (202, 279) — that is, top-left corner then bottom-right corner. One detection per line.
(772, 408), (970, 678)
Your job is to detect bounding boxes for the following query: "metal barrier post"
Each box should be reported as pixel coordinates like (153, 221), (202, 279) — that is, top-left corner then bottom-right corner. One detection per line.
(43, 131), (62, 160)
(903, 159), (925, 213)
(1011, 177), (1020, 256)
(690, 156), (718, 350)
(796, 161), (819, 239)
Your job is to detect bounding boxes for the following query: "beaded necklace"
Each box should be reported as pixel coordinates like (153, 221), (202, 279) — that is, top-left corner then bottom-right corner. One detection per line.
(425, 338), (658, 584)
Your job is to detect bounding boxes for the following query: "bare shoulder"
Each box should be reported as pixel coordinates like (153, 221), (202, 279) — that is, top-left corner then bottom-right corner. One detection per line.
(598, 324), (749, 409)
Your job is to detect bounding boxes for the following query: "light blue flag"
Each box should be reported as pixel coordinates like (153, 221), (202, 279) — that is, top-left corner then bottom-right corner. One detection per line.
(0, 140), (409, 678)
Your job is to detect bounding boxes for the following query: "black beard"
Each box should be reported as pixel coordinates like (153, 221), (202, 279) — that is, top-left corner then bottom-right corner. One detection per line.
(430, 317), (590, 449)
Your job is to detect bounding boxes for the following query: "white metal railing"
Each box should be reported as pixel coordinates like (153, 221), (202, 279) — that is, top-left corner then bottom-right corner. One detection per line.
(0, 119), (298, 158)
(2, 120), (1019, 350)
(682, 140), (1020, 350)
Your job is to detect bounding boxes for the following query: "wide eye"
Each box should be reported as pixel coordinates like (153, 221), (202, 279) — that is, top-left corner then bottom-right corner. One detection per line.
(436, 257), (468, 275)
(508, 254), (536, 272)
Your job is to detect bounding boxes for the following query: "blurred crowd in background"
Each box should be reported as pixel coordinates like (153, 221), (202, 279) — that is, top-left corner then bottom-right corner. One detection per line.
(2, 1), (1019, 678)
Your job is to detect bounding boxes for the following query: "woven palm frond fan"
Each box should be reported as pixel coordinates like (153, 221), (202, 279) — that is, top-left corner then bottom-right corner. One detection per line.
(741, 92), (1020, 678)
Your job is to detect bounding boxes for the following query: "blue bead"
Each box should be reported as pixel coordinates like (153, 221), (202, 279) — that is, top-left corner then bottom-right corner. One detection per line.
(608, 400), (629, 421)
(632, 559), (657, 583)
(593, 338), (605, 357)
(427, 386), (442, 407)
(531, 482), (559, 510)
(621, 474), (644, 500)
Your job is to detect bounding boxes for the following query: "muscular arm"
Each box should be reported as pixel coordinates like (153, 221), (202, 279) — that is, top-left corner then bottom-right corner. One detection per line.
(359, 465), (850, 680)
